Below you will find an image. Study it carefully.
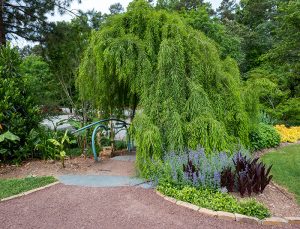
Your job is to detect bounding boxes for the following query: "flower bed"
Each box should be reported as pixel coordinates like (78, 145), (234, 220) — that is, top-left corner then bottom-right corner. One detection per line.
(149, 148), (276, 220)
(275, 125), (300, 143)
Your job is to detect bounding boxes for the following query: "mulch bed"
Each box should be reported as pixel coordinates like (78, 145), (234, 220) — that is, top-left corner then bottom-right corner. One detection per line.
(0, 155), (136, 179)
(231, 182), (300, 217)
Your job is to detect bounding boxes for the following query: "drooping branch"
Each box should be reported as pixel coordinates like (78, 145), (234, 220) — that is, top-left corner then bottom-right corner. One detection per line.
(77, 1), (251, 177)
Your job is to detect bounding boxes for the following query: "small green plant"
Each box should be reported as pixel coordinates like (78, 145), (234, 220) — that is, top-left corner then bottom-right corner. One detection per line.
(249, 123), (280, 150)
(0, 131), (20, 160)
(157, 183), (270, 219)
(115, 140), (127, 150)
(239, 199), (271, 220)
(48, 130), (73, 168)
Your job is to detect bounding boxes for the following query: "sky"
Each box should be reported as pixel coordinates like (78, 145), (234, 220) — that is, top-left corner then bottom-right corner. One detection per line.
(16, 0), (223, 47)
(51, 0), (223, 22)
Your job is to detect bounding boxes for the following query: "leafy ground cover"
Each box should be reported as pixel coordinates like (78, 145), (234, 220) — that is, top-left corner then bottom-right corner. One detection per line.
(157, 183), (270, 219)
(0, 176), (57, 199)
(262, 144), (300, 204)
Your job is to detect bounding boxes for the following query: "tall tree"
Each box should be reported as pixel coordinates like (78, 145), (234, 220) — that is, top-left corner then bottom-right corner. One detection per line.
(109, 3), (124, 15)
(43, 15), (91, 111)
(77, 0), (251, 176)
(236, 0), (278, 73)
(0, 0), (79, 45)
(264, 0), (300, 97)
(261, 0), (300, 124)
(217, 0), (237, 22)
(156, 0), (207, 11)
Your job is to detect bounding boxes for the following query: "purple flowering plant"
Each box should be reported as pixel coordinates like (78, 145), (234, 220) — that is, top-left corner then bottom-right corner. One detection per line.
(155, 147), (244, 189)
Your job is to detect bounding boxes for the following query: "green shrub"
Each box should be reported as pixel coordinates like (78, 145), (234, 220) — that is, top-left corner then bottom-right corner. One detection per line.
(249, 123), (280, 150)
(26, 127), (78, 160)
(157, 183), (270, 219)
(0, 45), (41, 163)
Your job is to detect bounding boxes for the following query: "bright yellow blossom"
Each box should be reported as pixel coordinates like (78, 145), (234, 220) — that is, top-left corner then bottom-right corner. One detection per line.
(275, 125), (300, 143)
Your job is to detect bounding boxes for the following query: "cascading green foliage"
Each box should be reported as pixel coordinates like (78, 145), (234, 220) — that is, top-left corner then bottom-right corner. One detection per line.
(77, 0), (251, 177)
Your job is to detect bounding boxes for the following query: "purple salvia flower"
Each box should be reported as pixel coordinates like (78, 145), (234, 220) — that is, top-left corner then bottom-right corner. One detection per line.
(213, 171), (221, 187)
(199, 174), (205, 186)
(192, 172), (198, 186)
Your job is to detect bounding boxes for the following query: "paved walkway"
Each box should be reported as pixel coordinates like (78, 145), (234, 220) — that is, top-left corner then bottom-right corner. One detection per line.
(57, 155), (153, 189)
(58, 175), (153, 188)
(2, 184), (297, 229)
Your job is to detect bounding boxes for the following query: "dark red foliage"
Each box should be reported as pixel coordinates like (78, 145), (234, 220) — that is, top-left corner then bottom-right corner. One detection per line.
(221, 167), (235, 192)
(183, 157), (199, 180)
(221, 152), (273, 197)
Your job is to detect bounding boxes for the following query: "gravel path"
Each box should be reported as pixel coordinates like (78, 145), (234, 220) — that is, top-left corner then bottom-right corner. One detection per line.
(0, 184), (298, 229)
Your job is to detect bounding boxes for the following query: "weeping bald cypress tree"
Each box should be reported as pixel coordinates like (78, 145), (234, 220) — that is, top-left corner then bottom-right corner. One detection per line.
(77, 0), (251, 176)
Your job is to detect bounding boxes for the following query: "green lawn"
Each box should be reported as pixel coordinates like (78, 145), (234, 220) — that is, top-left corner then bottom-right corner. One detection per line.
(261, 144), (300, 204)
(0, 176), (57, 199)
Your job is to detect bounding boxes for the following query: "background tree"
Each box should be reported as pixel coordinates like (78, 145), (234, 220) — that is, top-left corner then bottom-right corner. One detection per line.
(20, 55), (59, 107)
(109, 3), (124, 15)
(182, 5), (244, 63)
(261, 0), (300, 124)
(236, 0), (278, 73)
(42, 15), (92, 112)
(217, 0), (237, 22)
(156, 0), (213, 13)
(0, 0), (79, 45)
(156, 0), (243, 63)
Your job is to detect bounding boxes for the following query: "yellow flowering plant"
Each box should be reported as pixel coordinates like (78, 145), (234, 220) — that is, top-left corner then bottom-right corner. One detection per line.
(275, 125), (300, 143)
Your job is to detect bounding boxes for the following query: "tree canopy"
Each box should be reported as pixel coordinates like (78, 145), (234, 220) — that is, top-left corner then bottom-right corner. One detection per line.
(77, 0), (252, 176)
(0, 0), (78, 45)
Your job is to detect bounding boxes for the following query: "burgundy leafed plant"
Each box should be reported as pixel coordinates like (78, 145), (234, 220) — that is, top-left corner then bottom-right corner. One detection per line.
(221, 152), (273, 197)
(183, 156), (199, 180)
(221, 167), (235, 192)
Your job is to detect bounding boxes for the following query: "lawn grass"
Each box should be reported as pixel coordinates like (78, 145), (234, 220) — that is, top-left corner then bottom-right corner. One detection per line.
(261, 144), (300, 204)
(0, 176), (57, 199)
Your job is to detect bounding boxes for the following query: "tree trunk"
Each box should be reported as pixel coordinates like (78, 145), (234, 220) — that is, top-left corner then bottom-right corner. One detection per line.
(131, 94), (138, 122)
(0, 0), (6, 46)
(110, 120), (115, 155)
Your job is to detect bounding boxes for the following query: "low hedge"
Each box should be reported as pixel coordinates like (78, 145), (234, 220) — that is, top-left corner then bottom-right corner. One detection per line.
(157, 183), (270, 219)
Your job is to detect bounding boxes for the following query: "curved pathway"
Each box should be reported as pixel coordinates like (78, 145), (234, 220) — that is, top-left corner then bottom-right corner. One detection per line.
(0, 184), (298, 229)
(1, 155), (299, 228)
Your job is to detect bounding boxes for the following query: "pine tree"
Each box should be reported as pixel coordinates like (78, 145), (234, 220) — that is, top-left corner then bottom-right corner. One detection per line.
(0, 0), (78, 45)
(217, 0), (237, 22)
(109, 3), (124, 15)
